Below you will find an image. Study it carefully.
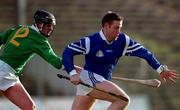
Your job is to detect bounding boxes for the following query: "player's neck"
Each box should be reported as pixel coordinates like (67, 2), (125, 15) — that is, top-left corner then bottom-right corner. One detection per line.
(103, 32), (113, 43)
(103, 30), (113, 43)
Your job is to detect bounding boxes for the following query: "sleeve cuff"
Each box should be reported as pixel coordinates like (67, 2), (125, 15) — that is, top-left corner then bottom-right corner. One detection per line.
(69, 69), (78, 76)
(156, 65), (168, 74)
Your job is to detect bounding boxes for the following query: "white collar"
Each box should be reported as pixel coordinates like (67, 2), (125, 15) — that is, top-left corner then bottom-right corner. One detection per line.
(99, 30), (113, 44)
(30, 25), (40, 33)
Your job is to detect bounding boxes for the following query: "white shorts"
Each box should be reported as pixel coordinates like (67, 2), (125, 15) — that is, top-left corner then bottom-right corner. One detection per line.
(76, 69), (106, 96)
(0, 60), (19, 91)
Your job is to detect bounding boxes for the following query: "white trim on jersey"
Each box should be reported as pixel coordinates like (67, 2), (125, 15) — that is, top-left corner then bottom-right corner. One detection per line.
(126, 45), (143, 53)
(123, 35), (144, 55)
(68, 45), (85, 53)
(127, 43), (140, 49)
(71, 43), (86, 51)
(122, 35), (130, 55)
(85, 37), (90, 54)
(67, 37), (90, 54)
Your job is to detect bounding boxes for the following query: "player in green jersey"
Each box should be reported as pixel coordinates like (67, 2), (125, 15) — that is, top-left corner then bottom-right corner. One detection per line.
(0, 10), (63, 110)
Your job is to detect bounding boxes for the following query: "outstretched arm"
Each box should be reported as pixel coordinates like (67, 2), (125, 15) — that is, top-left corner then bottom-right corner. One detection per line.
(123, 35), (179, 82)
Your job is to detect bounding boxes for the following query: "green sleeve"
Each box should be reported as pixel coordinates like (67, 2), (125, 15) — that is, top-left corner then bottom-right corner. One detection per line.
(32, 39), (62, 69)
(0, 28), (14, 45)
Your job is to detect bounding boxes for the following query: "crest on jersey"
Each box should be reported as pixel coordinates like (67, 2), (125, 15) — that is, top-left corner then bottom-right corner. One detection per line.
(96, 50), (104, 57)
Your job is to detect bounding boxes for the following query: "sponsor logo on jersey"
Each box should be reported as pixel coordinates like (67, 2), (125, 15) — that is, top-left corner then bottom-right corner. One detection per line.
(106, 49), (113, 52)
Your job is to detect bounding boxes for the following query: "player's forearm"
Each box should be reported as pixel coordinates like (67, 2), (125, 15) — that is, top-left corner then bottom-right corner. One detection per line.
(135, 49), (170, 74)
(144, 53), (161, 71)
(133, 48), (161, 71)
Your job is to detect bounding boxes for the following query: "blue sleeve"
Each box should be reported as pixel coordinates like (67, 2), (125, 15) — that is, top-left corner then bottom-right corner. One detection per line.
(124, 36), (161, 70)
(62, 47), (80, 73)
(62, 37), (88, 73)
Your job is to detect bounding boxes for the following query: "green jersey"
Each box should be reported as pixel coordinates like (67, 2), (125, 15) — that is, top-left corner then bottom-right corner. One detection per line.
(0, 25), (62, 76)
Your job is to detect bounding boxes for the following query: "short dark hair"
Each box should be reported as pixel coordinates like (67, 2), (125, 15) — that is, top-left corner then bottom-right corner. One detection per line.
(102, 11), (124, 27)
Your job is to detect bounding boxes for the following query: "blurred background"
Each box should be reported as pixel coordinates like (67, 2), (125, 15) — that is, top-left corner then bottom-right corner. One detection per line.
(0, 0), (180, 110)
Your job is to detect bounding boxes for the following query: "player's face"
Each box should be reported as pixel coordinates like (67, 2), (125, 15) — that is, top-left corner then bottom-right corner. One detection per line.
(41, 23), (55, 37)
(106, 20), (123, 40)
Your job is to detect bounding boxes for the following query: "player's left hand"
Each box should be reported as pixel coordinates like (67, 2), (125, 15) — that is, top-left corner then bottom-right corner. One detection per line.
(160, 70), (179, 82)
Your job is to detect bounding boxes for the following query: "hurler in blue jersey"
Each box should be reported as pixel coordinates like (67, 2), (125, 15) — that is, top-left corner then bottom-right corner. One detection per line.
(62, 11), (178, 110)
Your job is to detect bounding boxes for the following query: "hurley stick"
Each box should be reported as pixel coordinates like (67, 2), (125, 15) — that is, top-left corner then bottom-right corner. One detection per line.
(112, 76), (161, 88)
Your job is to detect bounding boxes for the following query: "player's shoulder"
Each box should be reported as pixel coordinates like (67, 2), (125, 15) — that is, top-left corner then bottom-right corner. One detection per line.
(87, 31), (101, 41)
(79, 32), (99, 42)
(6, 25), (22, 32)
(24, 26), (48, 46)
(119, 32), (128, 38)
(85, 32), (99, 39)
(117, 32), (127, 41)
(13, 25), (36, 34)
(28, 25), (46, 39)
(2, 25), (24, 37)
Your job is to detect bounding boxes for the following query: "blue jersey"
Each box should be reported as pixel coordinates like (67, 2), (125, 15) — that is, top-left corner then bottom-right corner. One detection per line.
(62, 30), (161, 80)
